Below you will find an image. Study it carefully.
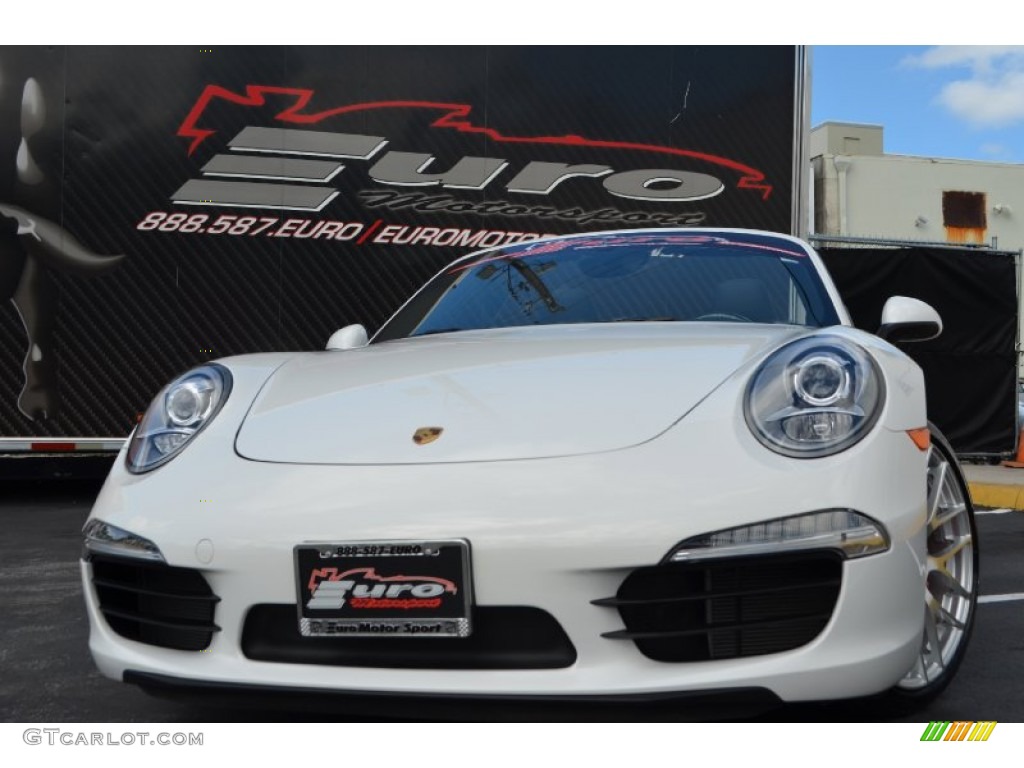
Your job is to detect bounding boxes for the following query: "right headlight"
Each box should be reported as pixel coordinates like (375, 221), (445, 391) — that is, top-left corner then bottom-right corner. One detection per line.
(126, 364), (232, 473)
(744, 336), (884, 458)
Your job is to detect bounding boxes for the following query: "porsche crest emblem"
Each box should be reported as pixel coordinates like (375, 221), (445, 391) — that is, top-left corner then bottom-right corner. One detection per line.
(413, 427), (444, 446)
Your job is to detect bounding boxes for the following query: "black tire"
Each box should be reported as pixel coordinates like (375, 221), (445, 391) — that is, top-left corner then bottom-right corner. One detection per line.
(887, 422), (979, 707)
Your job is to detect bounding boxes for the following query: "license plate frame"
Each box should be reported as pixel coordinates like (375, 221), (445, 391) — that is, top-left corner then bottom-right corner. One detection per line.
(294, 539), (472, 638)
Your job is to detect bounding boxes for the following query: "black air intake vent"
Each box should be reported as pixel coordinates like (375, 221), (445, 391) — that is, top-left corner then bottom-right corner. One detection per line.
(595, 552), (842, 662)
(242, 604), (576, 669)
(89, 554), (220, 651)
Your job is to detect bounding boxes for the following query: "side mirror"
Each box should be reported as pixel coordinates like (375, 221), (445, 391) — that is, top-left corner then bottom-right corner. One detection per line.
(326, 324), (368, 351)
(877, 296), (942, 343)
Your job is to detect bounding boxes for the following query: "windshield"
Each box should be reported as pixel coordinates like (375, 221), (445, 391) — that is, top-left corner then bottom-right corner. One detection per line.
(374, 232), (841, 342)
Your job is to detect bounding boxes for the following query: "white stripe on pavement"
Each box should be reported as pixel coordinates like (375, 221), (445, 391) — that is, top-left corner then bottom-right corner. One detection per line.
(976, 508), (1013, 515)
(979, 592), (1024, 604)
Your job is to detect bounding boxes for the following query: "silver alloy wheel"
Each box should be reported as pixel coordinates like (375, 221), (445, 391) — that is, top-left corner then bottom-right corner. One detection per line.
(897, 440), (977, 691)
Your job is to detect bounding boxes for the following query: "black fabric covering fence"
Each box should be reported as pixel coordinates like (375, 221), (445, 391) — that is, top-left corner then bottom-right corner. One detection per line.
(817, 246), (1018, 456)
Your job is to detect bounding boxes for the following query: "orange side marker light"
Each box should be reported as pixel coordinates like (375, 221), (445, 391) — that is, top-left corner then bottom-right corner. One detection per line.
(907, 428), (930, 452)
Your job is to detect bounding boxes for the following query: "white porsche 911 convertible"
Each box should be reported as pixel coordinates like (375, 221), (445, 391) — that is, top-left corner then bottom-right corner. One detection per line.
(81, 229), (977, 712)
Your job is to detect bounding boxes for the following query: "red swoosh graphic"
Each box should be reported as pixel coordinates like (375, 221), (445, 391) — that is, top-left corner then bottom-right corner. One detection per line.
(307, 566), (456, 593)
(177, 85), (772, 200)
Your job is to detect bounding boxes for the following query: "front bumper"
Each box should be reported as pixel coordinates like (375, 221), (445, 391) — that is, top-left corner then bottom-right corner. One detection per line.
(82, 407), (928, 704)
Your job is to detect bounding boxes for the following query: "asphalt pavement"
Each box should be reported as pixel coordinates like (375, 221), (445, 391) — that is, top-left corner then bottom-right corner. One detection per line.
(1, 476), (1022, 723)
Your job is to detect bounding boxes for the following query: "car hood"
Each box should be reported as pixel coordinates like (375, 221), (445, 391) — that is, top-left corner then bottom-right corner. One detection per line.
(234, 324), (806, 464)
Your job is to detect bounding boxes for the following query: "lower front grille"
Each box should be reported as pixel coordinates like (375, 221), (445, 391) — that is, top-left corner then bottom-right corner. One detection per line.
(242, 605), (576, 669)
(88, 554), (220, 651)
(595, 552), (842, 662)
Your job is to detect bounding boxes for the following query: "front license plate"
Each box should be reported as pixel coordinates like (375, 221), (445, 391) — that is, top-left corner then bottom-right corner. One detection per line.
(295, 540), (472, 638)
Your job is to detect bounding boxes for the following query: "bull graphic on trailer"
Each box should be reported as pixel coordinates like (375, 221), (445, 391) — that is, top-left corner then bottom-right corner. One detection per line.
(1, 74), (124, 422)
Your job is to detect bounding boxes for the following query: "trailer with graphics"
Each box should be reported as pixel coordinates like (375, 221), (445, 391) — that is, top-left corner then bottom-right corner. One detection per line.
(0, 46), (808, 456)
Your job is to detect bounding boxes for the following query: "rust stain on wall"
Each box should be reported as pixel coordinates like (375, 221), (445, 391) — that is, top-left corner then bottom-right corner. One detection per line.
(943, 191), (987, 244)
(944, 225), (987, 244)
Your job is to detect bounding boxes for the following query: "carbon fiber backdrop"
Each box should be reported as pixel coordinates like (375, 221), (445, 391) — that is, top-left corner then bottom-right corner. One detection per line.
(0, 46), (799, 439)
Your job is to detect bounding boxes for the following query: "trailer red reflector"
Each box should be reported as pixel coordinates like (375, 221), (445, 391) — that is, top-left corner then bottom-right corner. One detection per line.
(32, 442), (76, 451)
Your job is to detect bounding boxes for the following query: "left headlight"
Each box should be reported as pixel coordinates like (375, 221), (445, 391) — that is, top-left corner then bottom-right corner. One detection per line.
(744, 336), (884, 458)
(126, 364), (232, 473)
